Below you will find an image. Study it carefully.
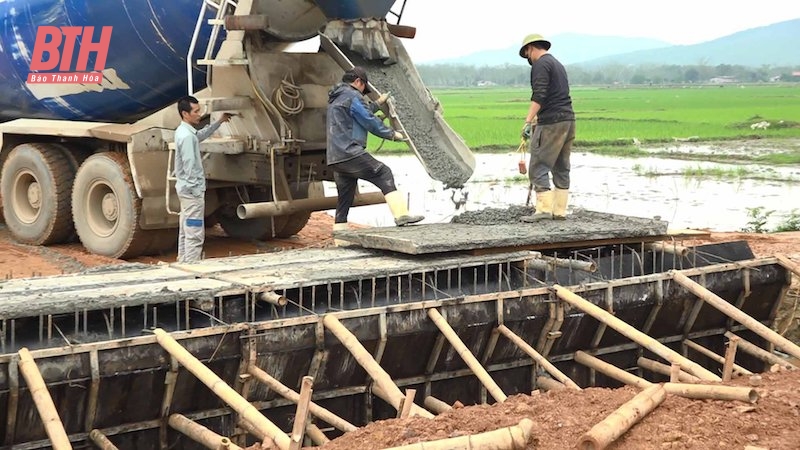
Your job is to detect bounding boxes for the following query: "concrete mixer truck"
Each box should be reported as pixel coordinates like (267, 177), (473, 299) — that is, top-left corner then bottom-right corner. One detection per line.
(0, 0), (475, 258)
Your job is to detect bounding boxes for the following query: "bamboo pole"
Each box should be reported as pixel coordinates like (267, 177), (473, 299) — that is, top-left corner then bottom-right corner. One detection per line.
(168, 414), (243, 450)
(305, 423), (329, 445)
(672, 271), (800, 362)
(497, 325), (581, 390)
(88, 430), (119, 450)
(776, 253), (800, 276)
(684, 340), (752, 376)
(153, 329), (290, 450)
(322, 315), (434, 418)
(536, 376), (567, 392)
(645, 242), (689, 257)
(381, 418), (534, 450)
(428, 308), (507, 402)
(398, 389), (416, 419)
(664, 383), (758, 403)
(575, 351), (758, 402)
(721, 336), (740, 382)
(578, 385), (666, 450)
(288, 376), (313, 450)
(636, 357), (701, 383)
(724, 332), (798, 370)
(554, 285), (721, 381)
(423, 396), (453, 414)
(17, 348), (72, 450)
(247, 365), (356, 432)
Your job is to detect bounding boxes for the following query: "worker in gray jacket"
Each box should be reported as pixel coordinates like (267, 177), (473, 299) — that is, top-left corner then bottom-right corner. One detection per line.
(327, 66), (424, 239)
(173, 95), (231, 262)
(518, 34), (576, 221)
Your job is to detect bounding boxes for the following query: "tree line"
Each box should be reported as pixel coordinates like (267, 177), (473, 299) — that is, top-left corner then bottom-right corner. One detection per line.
(416, 63), (800, 87)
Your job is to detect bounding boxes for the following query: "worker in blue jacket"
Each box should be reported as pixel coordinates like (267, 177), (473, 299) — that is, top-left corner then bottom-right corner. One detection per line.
(326, 66), (424, 240)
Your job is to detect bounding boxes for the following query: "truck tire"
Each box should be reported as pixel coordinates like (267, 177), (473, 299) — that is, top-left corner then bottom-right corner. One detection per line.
(274, 211), (311, 238)
(71, 152), (148, 258)
(1, 143), (76, 245)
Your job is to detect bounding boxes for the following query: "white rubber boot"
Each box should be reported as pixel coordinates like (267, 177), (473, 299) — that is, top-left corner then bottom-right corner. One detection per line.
(385, 191), (424, 226)
(552, 188), (569, 220)
(521, 190), (554, 222)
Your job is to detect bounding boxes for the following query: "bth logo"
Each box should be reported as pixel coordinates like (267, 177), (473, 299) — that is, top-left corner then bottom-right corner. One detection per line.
(27, 26), (112, 85)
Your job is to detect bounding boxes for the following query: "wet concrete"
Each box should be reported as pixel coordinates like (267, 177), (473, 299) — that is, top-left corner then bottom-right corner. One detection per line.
(344, 38), (475, 188)
(451, 205), (534, 225)
(335, 210), (670, 254)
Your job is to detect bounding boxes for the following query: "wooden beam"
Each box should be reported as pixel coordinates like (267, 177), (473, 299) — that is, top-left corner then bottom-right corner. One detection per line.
(288, 377), (313, 450)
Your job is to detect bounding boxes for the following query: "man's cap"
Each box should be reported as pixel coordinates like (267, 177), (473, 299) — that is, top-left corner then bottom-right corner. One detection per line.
(343, 66), (371, 94)
(519, 34), (551, 58)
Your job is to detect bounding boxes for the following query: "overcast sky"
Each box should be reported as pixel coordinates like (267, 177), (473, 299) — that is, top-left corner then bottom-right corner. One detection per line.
(397, 0), (800, 62)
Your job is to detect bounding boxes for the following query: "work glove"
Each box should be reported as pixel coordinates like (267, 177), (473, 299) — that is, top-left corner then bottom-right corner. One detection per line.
(392, 131), (405, 141)
(376, 92), (391, 106)
(521, 122), (533, 140)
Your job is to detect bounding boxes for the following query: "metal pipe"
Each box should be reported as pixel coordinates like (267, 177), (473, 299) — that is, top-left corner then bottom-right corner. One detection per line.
(237, 192), (386, 219)
(672, 271), (800, 362)
(645, 242), (689, 258)
(18, 348), (72, 450)
(554, 285), (721, 381)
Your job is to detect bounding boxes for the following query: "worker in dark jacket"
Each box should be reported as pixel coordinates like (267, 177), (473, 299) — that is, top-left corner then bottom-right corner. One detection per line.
(327, 66), (424, 240)
(518, 34), (576, 221)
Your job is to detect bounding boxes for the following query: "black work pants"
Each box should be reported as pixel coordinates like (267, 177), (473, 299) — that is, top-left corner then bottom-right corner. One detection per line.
(331, 153), (397, 223)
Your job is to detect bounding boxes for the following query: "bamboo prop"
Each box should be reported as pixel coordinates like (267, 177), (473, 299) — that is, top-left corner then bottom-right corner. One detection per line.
(247, 365), (357, 432)
(721, 336), (740, 382)
(381, 418), (534, 450)
(88, 430), (119, 450)
(529, 256), (597, 273)
(497, 324), (581, 390)
(636, 357), (701, 383)
(645, 242), (689, 258)
(153, 329), (291, 450)
(578, 385), (666, 450)
(258, 291), (287, 307)
(305, 423), (329, 446)
(669, 364), (682, 383)
(237, 419), (266, 440)
(776, 253), (800, 276)
(398, 389), (416, 418)
(672, 271), (800, 362)
(322, 315), (434, 418)
(168, 414), (243, 450)
(575, 351), (758, 403)
(684, 340), (752, 376)
(536, 376), (567, 392)
(553, 285), (721, 381)
(725, 331), (798, 370)
(288, 377), (313, 450)
(423, 396), (453, 414)
(427, 308), (508, 402)
(17, 348), (72, 450)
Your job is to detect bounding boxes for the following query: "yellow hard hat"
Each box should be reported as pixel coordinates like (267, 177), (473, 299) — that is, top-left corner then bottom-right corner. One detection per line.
(519, 33), (551, 58)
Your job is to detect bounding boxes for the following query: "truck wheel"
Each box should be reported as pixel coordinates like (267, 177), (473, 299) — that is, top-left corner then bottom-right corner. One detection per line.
(274, 211), (311, 238)
(1, 143), (76, 245)
(72, 152), (147, 258)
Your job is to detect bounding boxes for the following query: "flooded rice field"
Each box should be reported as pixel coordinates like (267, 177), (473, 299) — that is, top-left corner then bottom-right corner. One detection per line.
(326, 140), (800, 232)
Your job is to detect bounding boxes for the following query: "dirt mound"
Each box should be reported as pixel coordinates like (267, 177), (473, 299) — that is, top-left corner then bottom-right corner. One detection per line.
(320, 369), (800, 450)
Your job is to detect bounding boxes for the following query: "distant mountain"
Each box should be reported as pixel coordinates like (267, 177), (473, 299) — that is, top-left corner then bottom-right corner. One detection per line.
(576, 18), (800, 67)
(421, 19), (800, 68)
(425, 33), (671, 67)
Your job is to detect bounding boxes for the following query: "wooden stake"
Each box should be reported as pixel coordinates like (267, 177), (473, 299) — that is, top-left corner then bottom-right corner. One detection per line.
(423, 396), (453, 414)
(168, 414), (243, 450)
(722, 336), (740, 382)
(536, 376), (567, 392)
(636, 357), (700, 383)
(398, 389), (416, 418)
(288, 376), (313, 450)
(497, 324), (581, 390)
(247, 365), (356, 432)
(381, 418), (534, 450)
(153, 329), (290, 450)
(428, 308), (508, 402)
(17, 348), (72, 450)
(88, 430), (119, 450)
(305, 423), (329, 446)
(554, 285), (721, 381)
(685, 340), (752, 376)
(724, 331), (798, 370)
(669, 363), (682, 383)
(578, 385), (666, 450)
(322, 315), (433, 418)
(672, 271), (800, 362)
